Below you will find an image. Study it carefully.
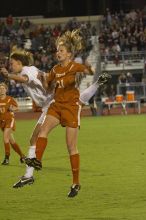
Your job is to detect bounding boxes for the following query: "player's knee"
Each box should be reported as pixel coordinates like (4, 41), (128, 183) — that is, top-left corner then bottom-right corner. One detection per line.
(67, 145), (78, 155)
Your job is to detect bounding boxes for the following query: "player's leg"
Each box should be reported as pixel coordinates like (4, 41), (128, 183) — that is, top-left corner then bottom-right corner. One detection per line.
(13, 123), (41, 188)
(79, 72), (111, 105)
(13, 109), (51, 188)
(25, 122), (42, 174)
(25, 114), (60, 170)
(24, 109), (49, 176)
(9, 133), (25, 163)
(1, 128), (11, 165)
(66, 127), (81, 198)
(80, 80), (99, 104)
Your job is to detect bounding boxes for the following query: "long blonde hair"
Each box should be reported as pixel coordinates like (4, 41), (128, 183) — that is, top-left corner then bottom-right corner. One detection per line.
(56, 29), (84, 55)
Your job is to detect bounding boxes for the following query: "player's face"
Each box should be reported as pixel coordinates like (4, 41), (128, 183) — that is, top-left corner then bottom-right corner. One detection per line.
(10, 58), (23, 73)
(0, 85), (7, 96)
(56, 45), (71, 63)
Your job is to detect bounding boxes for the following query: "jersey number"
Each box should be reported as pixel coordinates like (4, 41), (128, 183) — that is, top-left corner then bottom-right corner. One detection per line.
(57, 79), (64, 88)
(0, 107), (5, 113)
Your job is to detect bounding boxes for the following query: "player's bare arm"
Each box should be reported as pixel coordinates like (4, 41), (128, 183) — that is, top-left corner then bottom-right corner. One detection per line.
(0, 67), (28, 83)
(84, 65), (94, 75)
(37, 71), (49, 91)
(83, 59), (94, 75)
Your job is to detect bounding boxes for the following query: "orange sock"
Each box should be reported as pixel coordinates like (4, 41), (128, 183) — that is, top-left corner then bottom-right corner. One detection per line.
(70, 154), (80, 185)
(4, 143), (10, 157)
(11, 142), (24, 157)
(36, 137), (47, 161)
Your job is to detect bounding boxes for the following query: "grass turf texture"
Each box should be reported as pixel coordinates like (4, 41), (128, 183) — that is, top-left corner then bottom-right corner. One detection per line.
(0, 115), (146, 220)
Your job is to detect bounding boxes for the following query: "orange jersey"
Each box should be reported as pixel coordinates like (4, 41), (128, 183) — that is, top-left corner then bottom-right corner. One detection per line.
(47, 61), (87, 104)
(0, 96), (18, 120)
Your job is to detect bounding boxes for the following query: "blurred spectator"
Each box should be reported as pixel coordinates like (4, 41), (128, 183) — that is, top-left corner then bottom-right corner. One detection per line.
(118, 73), (127, 96)
(99, 7), (146, 61)
(88, 94), (97, 116)
(126, 72), (136, 92)
(118, 73), (127, 84)
(126, 72), (136, 83)
(16, 83), (26, 97)
(9, 80), (17, 97)
(6, 14), (13, 26)
(94, 87), (103, 116)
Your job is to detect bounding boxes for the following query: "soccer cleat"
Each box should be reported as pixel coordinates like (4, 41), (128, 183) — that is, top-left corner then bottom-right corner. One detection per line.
(20, 156), (26, 164)
(97, 72), (111, 86)
(13, 176), (34, 188)
(1, 156), (9, 165)
(68, 184), (81, 198)
(25, 157), (42, 171)
(24, 157), (33, 167)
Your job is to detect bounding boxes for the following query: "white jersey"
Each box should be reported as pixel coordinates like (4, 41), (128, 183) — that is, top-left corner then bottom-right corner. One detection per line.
(20, 66), (53, 108)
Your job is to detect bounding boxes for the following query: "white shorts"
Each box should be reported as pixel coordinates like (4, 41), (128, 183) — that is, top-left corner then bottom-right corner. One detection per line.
(37, 106), (48, 124)
(36, 96), (53, 124)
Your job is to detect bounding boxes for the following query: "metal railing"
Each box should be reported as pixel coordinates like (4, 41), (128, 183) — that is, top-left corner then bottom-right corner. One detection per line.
(101, 51), (146, 72)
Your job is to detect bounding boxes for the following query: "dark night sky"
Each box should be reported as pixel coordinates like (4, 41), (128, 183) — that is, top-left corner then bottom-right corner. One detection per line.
(0, 0), (146, 18)
(0, 0), (47, 17)
(0, 0), (88, 17)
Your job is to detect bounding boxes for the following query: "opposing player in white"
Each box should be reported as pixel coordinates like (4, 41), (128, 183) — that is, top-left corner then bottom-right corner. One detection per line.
(0, 49), (110, 188)
(0, 50), (53, 187)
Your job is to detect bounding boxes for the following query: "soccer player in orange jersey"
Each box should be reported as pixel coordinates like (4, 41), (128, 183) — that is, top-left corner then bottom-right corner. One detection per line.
(0, 82), (25, 165)
(25, 29), (96, 197)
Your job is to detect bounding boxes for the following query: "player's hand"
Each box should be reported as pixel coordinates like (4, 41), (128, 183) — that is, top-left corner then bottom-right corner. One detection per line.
(8, 105), (18, 112)
(0, 67), (9, 77)
(37, 71), (44, 80)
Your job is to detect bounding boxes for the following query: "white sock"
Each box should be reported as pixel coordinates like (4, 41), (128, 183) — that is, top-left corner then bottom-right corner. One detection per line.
(24, 146), (36, 178)
(80, 80), (99, 104)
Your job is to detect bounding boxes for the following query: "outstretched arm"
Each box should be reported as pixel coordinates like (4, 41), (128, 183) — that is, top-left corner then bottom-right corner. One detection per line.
(37, 71), (49, 90)
(84, 60), (94, 75)
(0, 67), (28, 83)
(37, 71), (55, 93)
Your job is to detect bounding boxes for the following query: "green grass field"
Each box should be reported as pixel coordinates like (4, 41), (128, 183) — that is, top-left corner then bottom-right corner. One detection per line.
(0, 115), (146, 220)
